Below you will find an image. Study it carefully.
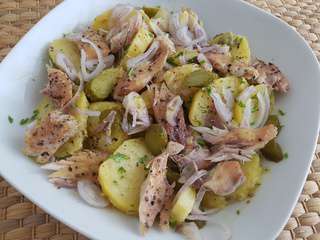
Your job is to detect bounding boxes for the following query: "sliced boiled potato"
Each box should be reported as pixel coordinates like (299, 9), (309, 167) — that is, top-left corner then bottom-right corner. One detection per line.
(202, 192), (228, 209)
(164, 64), (201, 103)
(202, 154), (263, 209)
(233, 84), (270, 127)
(145, 124), (168, 155)
(141, 88), (155, 113)
(85, 68), (124, 101)
(211, 76), (248, 96)
(229, 154), (263, 201)
(55, 92), (89, 158)
(170, 187), (196, 224)
(210, 32), (251, 64)
(121, 28), (154, 66)
(99, 139), (153, 214)
(167, 49), (198, 66)
(96, 108), (128, 153)
(48, 39), (81, 73)
(92, 10), (112, 30)
(87, 101), (123, 135)
(35, 96), (55, 124)
(189, 88), (215, 127)
(86, 101), (127, 153)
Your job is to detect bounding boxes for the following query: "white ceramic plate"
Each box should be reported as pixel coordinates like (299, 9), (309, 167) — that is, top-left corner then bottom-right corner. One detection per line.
(1, 0), (320, 239)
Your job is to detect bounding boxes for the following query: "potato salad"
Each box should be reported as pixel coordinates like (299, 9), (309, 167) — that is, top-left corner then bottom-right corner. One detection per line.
(22, 4), (289, 239)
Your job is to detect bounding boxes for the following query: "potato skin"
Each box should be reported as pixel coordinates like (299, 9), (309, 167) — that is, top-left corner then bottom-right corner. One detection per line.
(85, 68), (124, 102)
(98, 139), (153, 215)
(48, 38), (81, 73)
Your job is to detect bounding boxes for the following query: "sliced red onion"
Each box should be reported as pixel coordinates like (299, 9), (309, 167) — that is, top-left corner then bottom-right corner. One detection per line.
(223, 87), (234, 110)
(206, 147), (254, 163)
(76, 108), (101, 117)
(86, 55), (115, 71)
(197, 53), (212, 72)
(122, 92), (150, 135)
(80, 38), (106, 81)
(111, 4), (134, 25)
(56, 52), (78, 81)
(237, 86), (257, 103)
(179, 162), (198, 184)
(166, 96), (183, 127)
(251, 91), (270, 128)
(104, 111), (117, 144)
(173, 170), (207, 206)
(209, 221), (232, 240)
(127, 41), (160, 69)
(169, 13), (193, 47)
(166, 141), (185, 156)
(62, 74), (84, 112)
(191, 126), (228, 136)
(176, 222), (202, 240)
(200, 44), (230, 54)
(77, 179), (109, 208)
(209, 89), (233, 125)
(240, 98), (252, 128)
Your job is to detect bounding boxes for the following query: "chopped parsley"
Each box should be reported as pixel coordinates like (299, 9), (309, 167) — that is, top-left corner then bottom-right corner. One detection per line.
(187, 56), (198, 64)
(110, 153), (129, 163)
(118, 166), (126, 175)
(199, 60), (206, 65)
(138, 155), (148, 166)
(205, 87), (212, 96)
(236, 209), (241, 215)
(169, 220), (177, 228)
(113, 180), (118, 184)
(278, 109), (286, 116)
(240, 78), (246, 84)
(284, 152), (288, 159)
(8, 115), (14, 124)
(19, 109), (39, 126)
(238, 101), (246, 108)
(197, 139), (206, 147)
(128, 68), (135, 79)
(166, 58), (179, 67)
(251, 105), (259, 113)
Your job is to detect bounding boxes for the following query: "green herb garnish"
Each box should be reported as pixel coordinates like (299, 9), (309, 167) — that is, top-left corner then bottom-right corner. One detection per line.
(197, 139), (206, 147)
(278, 109), (286, 116)
(8, 115), (14, 124)
(199, 60), (206, 65)
(20, 109), (39, 126)
(284, 152), (288, 159)
(238, 101), (246, 108)
(138, 155), (148, 166)
(251, 105), (259, 113)
(110, 153), (129, 162)
(118, 166), (126, 175)
(236, 209), (241, 215)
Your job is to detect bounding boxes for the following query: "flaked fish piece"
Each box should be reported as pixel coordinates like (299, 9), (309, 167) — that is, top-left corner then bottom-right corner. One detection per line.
(76, 28), (110, 60)
(204, 161), (245, 196)
(253, 60), (289, 93)
(205, 52), (258, 81)
(42, 68), (73, 108)
(43, 150), (108, 188)
(139, 142), (184, 234)
(203, 124), (278, 151)
(113, 37), (170, 99)
(153, 84), (188, 145)
(159, 182), (175, 231)
(24, 110), (79, 163)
